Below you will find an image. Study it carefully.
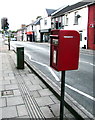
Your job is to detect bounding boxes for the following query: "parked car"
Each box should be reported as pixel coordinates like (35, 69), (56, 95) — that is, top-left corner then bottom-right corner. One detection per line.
(11, 38), (16, 41)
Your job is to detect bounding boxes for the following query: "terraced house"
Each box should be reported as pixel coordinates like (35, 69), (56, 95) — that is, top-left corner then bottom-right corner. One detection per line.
(51, 1), (95, 50)
(40, 8), (56, 42)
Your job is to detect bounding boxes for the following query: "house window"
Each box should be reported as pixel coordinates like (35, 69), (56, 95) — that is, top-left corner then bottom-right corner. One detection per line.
(58, 17), (62, 29)
(44, 20), (47, 25)
(55, 22), (58, 29)
(74, 12), (78, 25)
(61, 16), (65, 27)
(55, 22), (61, 29)
(59, 23), (61, 29)
(65, 15), (68, 26)
(79, 32), (82, 41)
(51, 19), (54, 29)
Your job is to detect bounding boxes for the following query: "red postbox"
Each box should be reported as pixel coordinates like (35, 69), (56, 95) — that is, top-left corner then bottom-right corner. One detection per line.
(50, 29), (80, 71)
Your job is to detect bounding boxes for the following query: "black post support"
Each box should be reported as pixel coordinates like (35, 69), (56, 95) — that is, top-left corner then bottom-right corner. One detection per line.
(60, 71), (65, 120)
(8, 36), (10, 50)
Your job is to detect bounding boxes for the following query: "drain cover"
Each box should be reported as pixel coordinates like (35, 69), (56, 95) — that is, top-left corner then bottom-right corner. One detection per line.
(1, 90), (14, 96)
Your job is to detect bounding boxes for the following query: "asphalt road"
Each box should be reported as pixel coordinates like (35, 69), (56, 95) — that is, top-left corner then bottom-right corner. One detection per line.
(10, 41), (94, 116)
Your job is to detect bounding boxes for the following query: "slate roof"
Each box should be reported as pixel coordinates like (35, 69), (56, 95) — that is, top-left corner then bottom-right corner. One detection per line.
(52, 1), (92, 18)
(33, 18), (42, 25)
(46, 9), (56, 16)
(17, 27), (26, 32)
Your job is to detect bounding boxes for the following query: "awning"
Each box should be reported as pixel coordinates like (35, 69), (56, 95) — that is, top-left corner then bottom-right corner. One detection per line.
(26, 31), (33, 35)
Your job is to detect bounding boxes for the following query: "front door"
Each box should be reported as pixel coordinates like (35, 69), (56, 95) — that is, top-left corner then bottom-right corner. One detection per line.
(88, 4), (95, 50)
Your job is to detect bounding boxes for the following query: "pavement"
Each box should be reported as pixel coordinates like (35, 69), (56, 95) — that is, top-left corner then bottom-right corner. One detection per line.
(0, 39), (77, 119)
(1, 39), (95, 120)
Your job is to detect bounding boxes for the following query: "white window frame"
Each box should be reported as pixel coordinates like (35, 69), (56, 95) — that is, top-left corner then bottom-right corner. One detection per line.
(74, 12), (78, 25)
(44, 19), (47, 25)
(61, 16), (65, 27)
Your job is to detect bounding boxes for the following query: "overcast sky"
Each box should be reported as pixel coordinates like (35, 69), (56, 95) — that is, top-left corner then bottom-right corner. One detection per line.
(0, 0), (82, 31)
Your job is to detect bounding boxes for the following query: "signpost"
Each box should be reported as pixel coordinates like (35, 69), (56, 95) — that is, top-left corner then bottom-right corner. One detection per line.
(60, 71), (65, 120)
(8, 32), (11, 50)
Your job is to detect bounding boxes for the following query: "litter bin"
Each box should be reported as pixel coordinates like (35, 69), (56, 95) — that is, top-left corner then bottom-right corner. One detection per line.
(16, 46), (24, 69)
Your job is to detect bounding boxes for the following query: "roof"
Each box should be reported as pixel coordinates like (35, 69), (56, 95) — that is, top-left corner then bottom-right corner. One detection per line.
(82, 0), (95, 2)
(33, 18), (42, 25)
(46, 9), (56, 16)
(17, 27), (26, 31)
(52, 1), (92, 18)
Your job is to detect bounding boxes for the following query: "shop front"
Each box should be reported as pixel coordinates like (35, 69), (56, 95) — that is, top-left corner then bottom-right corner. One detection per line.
(40, 29), (51, 42)
(26, 31), (35, 42)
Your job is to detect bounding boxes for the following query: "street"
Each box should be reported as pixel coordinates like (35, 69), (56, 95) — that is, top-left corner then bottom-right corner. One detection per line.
(10, 41), (94, 115)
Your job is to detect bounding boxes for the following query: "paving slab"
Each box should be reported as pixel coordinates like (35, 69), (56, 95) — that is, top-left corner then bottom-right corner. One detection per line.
(0, 81), (2, 86)
(4, 84), (18, 90)
(38, 88), (53, 96)
(28, 84), (42, 91)
(0, 85), (4, 92)
(0, 108), (2, 119)
(17, 105), (28, 117)
(30, 77), (41, 85)
(2, 106), (18, 118)
(0, 98), (6, 107)
(2, 73), (9, 78)
(8, 73), (15, 77)
(40, 106), (54, 118)
(13, 89), (21, 96)
(10, 80), (17, 84)
(2, 80), (11, 85)
(30, 90), (41, 98)
(24, 79), (33, 86)
(50, 103), (60, 117)
(7, 96), (24, 106)
(35, 96), (54, 107)
(4, 76), (15, 81)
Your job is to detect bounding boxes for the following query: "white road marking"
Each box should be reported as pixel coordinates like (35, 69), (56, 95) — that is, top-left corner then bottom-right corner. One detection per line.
(65, 84), (95, 102)
(30, 59), (47, 67)
(25, 51), (95, 102)
(24, 51), (32, 60)
(25, 51), (60, 81)
(47, 67), (60, 82)
(80, 60), (95, 66)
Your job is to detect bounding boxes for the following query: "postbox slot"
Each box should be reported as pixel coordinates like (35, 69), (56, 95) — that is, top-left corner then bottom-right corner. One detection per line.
(50, 35), (59, 38)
